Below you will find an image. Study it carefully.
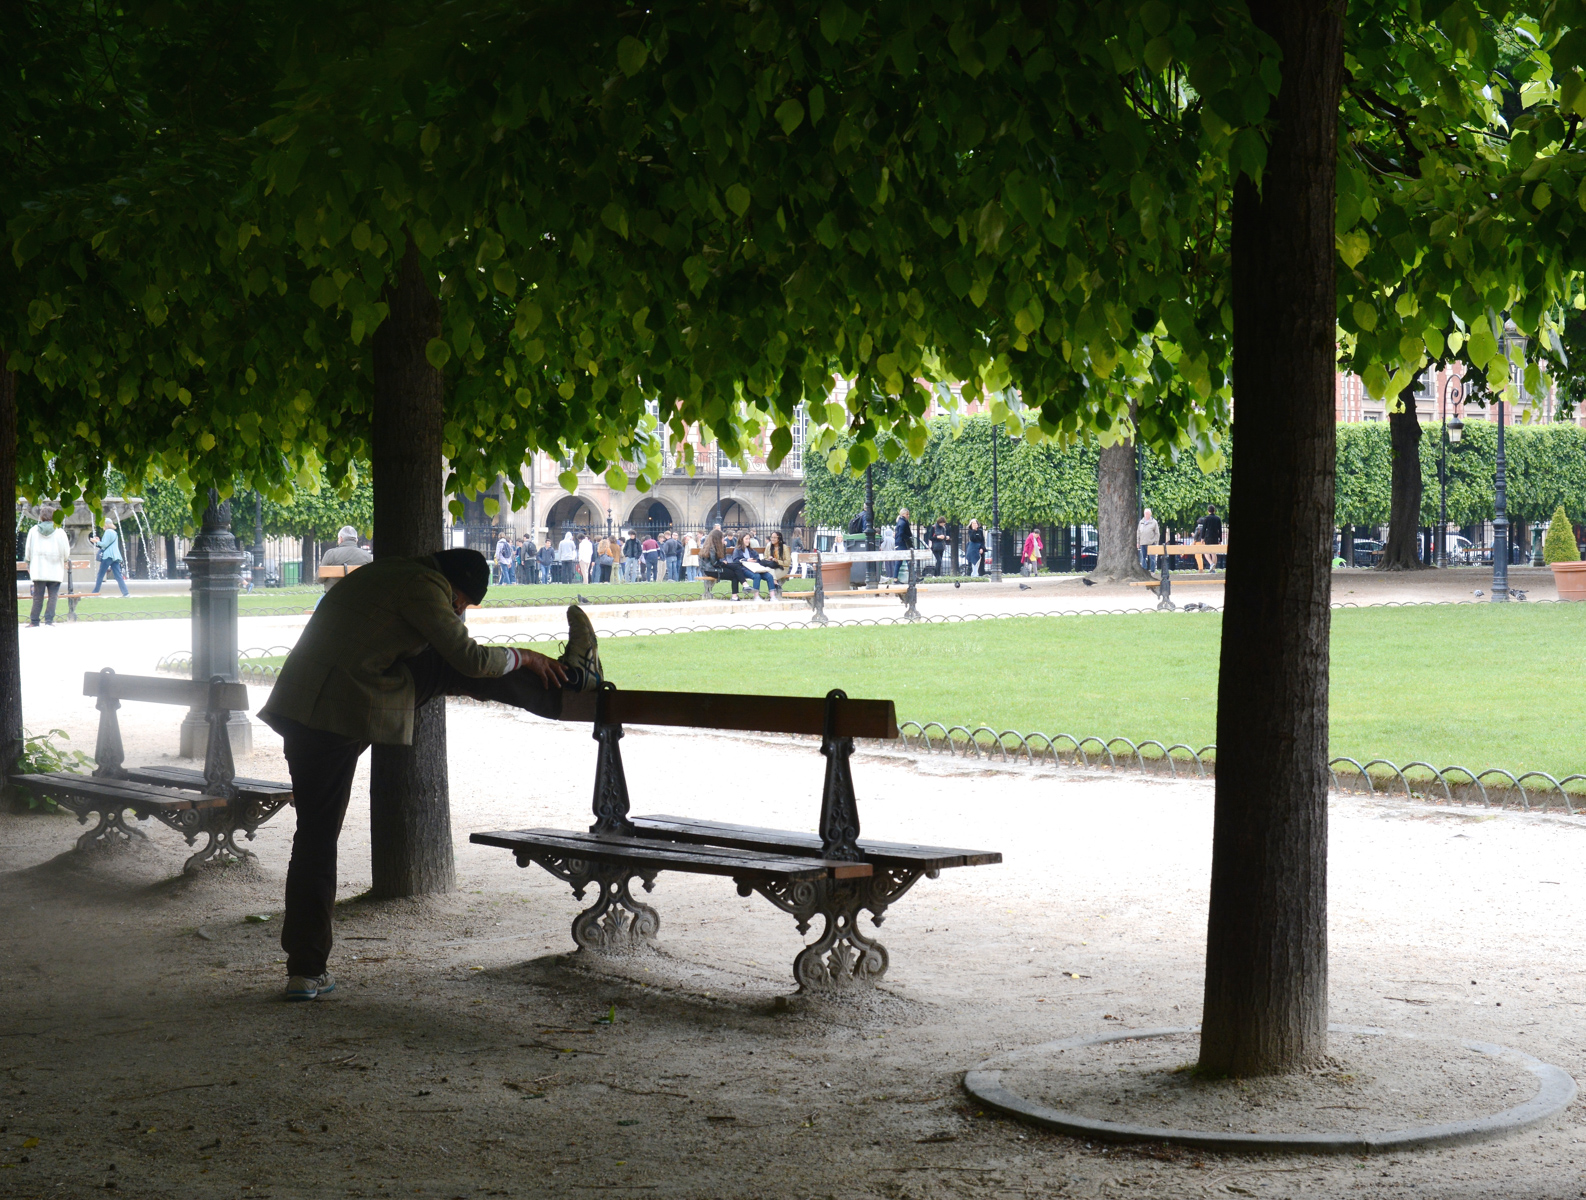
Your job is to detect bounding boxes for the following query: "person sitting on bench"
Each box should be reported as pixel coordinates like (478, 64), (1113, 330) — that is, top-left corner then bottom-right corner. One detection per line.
(259, 548), (602, 1003)
(703, 525), (750, 600)
(735, 536), (776, 601)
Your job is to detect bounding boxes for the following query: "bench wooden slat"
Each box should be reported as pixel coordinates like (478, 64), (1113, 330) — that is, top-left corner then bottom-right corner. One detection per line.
(629, 815), (1002, 870)
(469, 828), (862, 880)
(559, 689), (898, 740)
(122, 766), (293, 801)
(10, 773), (223, 810)
(83, 671), (249, 711)
(1127, 578), (1222, 587)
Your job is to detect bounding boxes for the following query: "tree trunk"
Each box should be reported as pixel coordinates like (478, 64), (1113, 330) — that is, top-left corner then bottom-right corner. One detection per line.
(368, 240), (454, 900)
(1339, 524), (1353, 569)
(1088, 403), (1150, 583)
(1379, 387), (1425, 570)
(0, 369), (21, 804)
(301, 533), (315, 585)
(164, 534), (178, 578)
(1199, 0), (1343, 1078)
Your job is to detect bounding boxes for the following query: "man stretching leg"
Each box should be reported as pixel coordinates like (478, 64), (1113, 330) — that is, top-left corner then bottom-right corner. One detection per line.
(260, 548), (601, 1001)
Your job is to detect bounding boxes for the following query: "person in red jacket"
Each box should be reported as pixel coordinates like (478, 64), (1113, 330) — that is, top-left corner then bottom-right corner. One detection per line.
(1020, 529), (1044, 576)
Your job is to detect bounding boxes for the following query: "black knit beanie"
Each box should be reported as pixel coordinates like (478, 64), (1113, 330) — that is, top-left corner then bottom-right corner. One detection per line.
(432, 548), (490, 604)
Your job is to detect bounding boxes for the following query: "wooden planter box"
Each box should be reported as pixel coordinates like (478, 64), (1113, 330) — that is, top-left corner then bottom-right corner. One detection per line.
(1551, 560), (1586, 600)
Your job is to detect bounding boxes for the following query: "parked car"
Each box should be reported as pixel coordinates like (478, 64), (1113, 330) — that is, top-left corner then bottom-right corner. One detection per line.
(1348, 538), (1384, 567)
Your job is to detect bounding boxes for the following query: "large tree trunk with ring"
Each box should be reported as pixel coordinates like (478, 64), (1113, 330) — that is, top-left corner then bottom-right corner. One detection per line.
(368, 241), (454, 899)
(1199, 0), (1344, 1078)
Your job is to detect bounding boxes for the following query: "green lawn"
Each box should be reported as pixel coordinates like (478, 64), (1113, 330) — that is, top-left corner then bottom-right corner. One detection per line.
(479, 604), (1586, 779)
(21, 578), (822, 622)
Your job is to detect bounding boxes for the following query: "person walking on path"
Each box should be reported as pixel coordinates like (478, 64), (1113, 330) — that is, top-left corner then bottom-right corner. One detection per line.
(90, 523), (131, 597)
(537, 538), (555, 584)
(494, 535), (516, 586)
(517, 536), (535, 584)
(1020, 528), (1044, 576)
(640, 533), (660, 582)
(619, 530), (639, 583)
(261, 551), (602, 1002)
(576, 533), (594, 583)
(965, 519), (986, 577)
(1192, 505), (1223, 572)
(929, 518), (949, 577)
(553, 531), (575, 583)
(891, 509), (913, 580)
(1137, 508), (1161, 572)
(682, 531), (700, 580)
(24, 509), (71, 627)
(661, 530), (682, 583)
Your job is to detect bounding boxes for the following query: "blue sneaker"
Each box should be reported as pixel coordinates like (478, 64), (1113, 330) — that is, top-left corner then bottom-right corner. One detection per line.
(284, 973), (335, 1001)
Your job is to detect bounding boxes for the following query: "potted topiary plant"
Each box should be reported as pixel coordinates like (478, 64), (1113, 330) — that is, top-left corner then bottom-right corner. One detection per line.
(1543, 505), (1586, 599)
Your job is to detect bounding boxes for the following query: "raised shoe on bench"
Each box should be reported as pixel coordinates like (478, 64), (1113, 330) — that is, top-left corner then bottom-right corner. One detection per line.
(559, 605), (602, 692)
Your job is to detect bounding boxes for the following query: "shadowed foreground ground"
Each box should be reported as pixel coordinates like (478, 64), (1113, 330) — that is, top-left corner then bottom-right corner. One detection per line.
(4, 688), (1586, 1198)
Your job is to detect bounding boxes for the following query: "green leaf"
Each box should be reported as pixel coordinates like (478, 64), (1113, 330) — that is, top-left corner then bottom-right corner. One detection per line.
(724, 183), (752, 218)
(425, 338), (452, 369)
(617, 36), (648, 77)
(820, 0), (854, 44)
(1143, 36), (1174, 74)
(492, 265), (518, 296)
(774, 99), (804, 135)
(558, 470), (579, 494)
(420, 123), (441, 156)
(808, 86), (826, 124)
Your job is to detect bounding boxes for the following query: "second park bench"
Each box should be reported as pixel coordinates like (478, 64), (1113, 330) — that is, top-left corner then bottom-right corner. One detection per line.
(471, 686), (1000, 992)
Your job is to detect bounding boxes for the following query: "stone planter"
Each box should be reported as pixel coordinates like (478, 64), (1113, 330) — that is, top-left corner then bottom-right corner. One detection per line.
(1550, 560), (1586, 600)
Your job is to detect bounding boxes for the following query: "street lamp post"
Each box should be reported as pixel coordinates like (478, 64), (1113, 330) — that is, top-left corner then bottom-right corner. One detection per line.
(251, 490), (266, 589)
(1492, 321), (1527, 602)
(864, 464), (877, 588)
(1438, 378), (1464, 568)
(990, 432), (1002, 583)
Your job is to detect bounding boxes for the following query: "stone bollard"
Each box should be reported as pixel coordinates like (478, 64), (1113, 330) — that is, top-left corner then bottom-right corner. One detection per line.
(179, 491), (252, 758)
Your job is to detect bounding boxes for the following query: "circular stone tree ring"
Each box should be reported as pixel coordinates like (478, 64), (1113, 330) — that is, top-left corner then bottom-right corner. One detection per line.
(963, 1024), (1576, 1154)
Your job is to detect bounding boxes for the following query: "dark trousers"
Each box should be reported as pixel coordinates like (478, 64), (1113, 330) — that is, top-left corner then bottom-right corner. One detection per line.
(28, 581), (60, 625)
(273, 649), (564, 977)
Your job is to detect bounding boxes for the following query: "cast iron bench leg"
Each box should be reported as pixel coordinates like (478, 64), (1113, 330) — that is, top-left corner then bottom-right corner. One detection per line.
(737, 865), (935, 993)
(71, 803), (148, 851)
(515, 850), (660, 953)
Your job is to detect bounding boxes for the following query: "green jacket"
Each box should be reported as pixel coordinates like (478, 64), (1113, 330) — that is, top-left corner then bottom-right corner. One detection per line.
(260, 555), (512, 745)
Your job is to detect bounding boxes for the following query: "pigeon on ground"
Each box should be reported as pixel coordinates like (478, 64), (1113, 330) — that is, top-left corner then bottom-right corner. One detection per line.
(1511, 589), (1527, 601)
(1473, 589), (1484, 597)
(953, 581), (961, 588)
(578, 593), (591, 603)
(1019, 583), (1032, 590)
(1080, 577), (1096, 587)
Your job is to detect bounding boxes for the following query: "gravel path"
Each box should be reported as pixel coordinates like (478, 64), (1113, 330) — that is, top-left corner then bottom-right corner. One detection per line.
(3, 598), (1586, 1197)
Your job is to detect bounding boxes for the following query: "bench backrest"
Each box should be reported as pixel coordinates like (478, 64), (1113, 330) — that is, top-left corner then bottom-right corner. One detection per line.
(84, 670), (248, 711)
(85, 669), (243, 798)
(318, 564), (362, 579)
(561, 688), (897, 739)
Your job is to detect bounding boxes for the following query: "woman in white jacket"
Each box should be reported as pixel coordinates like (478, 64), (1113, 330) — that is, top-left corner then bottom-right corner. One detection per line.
(24, 508), (72, 627)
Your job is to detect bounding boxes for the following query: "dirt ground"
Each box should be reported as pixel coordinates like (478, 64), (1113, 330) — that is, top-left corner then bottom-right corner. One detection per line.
(4, 584), (1586, 1200)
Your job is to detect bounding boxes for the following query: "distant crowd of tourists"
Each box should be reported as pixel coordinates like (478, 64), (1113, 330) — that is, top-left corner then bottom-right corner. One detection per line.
(490, 527), (793, 589)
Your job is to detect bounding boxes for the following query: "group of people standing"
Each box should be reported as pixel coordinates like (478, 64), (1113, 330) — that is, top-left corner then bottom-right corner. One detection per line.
(493, 529), (709, 586)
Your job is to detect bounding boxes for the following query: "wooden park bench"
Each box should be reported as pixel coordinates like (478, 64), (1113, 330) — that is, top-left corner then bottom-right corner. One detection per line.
(10, 669), (294, 873)
(471, 685), (1000, 992)
(1129, 543), (1230, 610)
